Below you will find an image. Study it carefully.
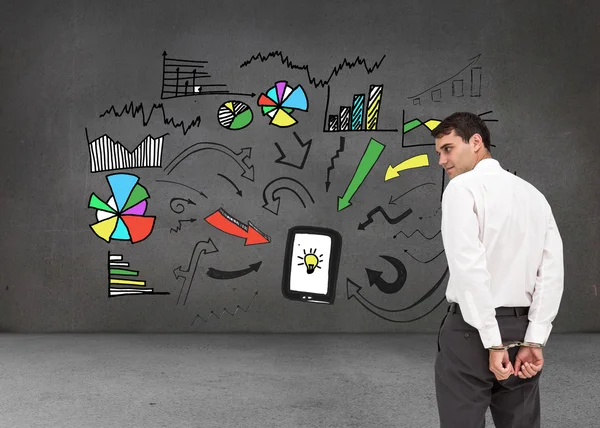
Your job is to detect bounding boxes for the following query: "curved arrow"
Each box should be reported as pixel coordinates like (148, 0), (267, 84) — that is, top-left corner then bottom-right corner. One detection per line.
(365, 255), (407, 294)
(174, 238), (219, 305)
(164, 142), (254, 181)
(217, 173), (242, 197)
(262, 177), (315, 215)
(389, 182), (435, 205)
(170, 197), (196, 214)
(346, 266), (449, 323)
(155, 179), (207, 198)
(206, 262), (262, 280)
(358, 206), (412, 230)
(404, 248), (445, 264)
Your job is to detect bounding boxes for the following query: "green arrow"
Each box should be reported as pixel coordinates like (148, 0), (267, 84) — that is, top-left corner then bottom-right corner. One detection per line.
(338, 138), (385, 211)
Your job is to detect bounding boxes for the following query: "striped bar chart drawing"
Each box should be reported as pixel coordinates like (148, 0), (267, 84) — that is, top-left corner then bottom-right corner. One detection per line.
(87, 131), (165, 173)
(407, 54), (482, 105)
(323, 85), (397, 133)
(107, 252), (170, 297)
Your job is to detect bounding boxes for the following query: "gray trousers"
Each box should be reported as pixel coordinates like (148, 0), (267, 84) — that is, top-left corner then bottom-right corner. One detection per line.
(435, 303), (543, 428)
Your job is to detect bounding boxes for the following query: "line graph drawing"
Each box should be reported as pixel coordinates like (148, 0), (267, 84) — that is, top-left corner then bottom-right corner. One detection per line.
(99, 101), (202, 136)
(407, 54), (483, 105)
(190, 291), (259, 325)
(239, 50), (387, 88)
(161, 51), (255, 99)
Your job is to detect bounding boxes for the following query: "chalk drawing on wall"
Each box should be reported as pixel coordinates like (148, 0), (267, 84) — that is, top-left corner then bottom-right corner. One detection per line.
(262, 177), (315, 216)
(338, 137), (386, 212)
(204, 208), (270, 246)
(365, 255), (408, 294)
(174, 238), (219, 305)
(393, 228), (440, 240)
(217, 101), (253, 130)
(88, 173), (156, 243)
(155, 179), (207, 199)
(325, 136), (346, 192)
(108, 252), (169, 297)
(358, 206), (413, 230)
(86, 129), (166, 173)
(164, 142), (254, 181)
(346, 267), (449, 323)
(169, 197), (197, 214)
(404, 249), (445, 264)
(407, 54), (482, 105)
(160, 51), (255, 99)
(170, 218), (197, 234)
(206, 261), (262, 280)
(323, 85), (398, 133)
(384, 154), (430, 181)
(402, 110), (497, 148)
(217, 173), (243, 197)
(98, 102), (202, 136)
(190, 291), (259, 325)
(239, 50), (387, 88)
(282, 226), (343, 304)
(274, 131), (312, 169)
(257, 81), (308, 127)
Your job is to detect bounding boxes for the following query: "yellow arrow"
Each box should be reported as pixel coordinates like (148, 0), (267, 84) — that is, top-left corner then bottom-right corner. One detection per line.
(385, 154), (429, 181)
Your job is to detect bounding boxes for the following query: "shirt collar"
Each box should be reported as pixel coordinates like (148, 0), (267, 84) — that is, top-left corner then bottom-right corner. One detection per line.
(474, 158), (500, 170)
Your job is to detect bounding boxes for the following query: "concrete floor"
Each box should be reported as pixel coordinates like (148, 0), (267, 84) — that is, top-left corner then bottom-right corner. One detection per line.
(1, 333), (598, 428)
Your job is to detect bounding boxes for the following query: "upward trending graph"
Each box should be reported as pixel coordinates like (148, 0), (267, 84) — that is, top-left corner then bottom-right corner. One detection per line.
(323, 85), (398, 133)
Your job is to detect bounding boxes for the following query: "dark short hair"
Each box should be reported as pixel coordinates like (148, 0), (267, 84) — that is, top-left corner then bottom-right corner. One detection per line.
(431, 112), (491, 152)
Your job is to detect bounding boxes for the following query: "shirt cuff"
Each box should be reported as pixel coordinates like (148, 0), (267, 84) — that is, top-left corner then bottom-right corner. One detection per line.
(479, 324), (503, 349)
(524, 322), (553, 346)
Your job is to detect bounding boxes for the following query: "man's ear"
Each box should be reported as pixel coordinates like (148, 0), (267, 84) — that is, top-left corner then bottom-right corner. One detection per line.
(471, 133), (483, 152)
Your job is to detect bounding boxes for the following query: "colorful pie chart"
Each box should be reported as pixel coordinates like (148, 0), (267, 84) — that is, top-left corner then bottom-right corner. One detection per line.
(257, 81), (308, 127)
(218, 101), (253, 130)
(88, 173), (156, 243)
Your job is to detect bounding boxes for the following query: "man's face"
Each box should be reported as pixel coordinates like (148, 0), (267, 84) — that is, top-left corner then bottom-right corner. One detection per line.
(435, 130), (477, 180)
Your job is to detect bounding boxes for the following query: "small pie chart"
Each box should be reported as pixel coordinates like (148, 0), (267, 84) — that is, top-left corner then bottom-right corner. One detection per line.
(218, 101), (253, 130)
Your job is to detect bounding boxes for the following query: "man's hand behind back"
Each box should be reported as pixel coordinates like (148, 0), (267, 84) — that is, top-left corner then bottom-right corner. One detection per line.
(514, 346), (544, 378)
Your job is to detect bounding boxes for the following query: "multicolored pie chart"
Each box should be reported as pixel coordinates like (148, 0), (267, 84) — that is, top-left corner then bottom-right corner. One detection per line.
(257, 80), (308, 127)
(88, 173), (156, 243)
(218, 101), (253, 130)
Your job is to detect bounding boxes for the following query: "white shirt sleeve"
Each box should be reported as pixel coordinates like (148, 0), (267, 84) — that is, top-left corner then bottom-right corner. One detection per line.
(441, 181), (503, 349)
(524, 203), (564, 346)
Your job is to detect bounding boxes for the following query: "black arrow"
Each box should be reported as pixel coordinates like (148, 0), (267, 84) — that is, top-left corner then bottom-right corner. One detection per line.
(388, 182), (435, 205)
(170, 218), (197, 233)
(206, 261), (262, 280)
(358, 207), (413, 230)
(262, 177), (315, 215)
(217, 173), (243, 197)
(170, 197), (196, 214)
(325, 136), (345, 192)
(365, 255), (407, 294)
(274, 131), (312, 169)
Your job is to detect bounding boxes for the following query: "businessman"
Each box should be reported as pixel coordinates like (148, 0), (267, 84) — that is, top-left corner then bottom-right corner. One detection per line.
(432, 112), (564, 428)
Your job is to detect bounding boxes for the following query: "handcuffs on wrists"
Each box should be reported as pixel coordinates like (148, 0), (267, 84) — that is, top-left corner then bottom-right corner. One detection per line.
(487, 341), (543, 351)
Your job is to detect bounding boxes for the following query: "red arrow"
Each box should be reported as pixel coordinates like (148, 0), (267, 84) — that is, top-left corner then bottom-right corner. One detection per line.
(204, 208), (270, 245)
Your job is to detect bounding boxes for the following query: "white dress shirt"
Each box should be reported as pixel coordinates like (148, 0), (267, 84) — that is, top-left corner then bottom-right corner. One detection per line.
(441, 158), (564, 349)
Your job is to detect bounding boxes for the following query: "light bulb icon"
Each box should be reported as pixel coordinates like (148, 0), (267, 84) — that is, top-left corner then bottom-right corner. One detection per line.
(297, 248), (323, 274)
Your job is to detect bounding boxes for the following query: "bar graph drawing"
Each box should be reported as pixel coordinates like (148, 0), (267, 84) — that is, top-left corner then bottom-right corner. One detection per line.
(86, 129), (166, 173)
(407, 54), (482, 105)
(160, 51), (255, 100)
(107, 252), (170, 297)
(323, 85), (397, 133)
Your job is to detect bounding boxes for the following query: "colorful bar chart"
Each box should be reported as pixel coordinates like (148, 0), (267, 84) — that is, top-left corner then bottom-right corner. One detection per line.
(107, 252), (169, 297)
(322, 85), (397, 133)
